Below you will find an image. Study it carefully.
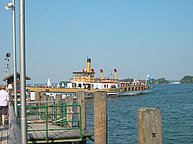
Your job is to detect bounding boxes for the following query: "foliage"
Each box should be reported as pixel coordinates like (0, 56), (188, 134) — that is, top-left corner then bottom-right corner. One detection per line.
(116, 75), (193, 84)
(119, 78), (134, 82)
(120, 77), (170, 84)
(155, 78), (170, 84)
(146, 78), (169, 84)
(121, 75), (193, 84)
(180, 75), (193, 84)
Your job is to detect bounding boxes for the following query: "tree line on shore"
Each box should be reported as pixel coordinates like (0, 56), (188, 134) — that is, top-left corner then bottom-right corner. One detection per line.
(120, 78), (170, 84)
(180, 75), (193, 84)
(121, 75), (193, 84)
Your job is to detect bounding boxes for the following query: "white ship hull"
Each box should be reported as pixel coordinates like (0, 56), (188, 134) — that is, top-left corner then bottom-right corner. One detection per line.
(118, 88), (152, 96)
(118, 90), (145, 96)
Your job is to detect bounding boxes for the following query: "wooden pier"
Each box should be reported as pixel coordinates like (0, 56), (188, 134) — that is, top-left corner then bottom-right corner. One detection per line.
(8, 91), (93, 144)
(28, 124), (91, 143)
(0, 126), (9, 144)
(0, 114), (9, 144)
(6, 103), (92, 144)
(4, 91), (162, 144)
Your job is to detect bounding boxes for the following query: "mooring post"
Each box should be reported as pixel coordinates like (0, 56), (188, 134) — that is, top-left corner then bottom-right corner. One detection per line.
(55, 94), (62, 105)
(94, 91), (107, 144)
(76, 91), (86, 131)
(138, 108), (162, 144)
(47, 96), (54, 116)
(35, 92), (40, 106)
(43, 93), (48, 101)
(55, 94), (62, 124)
(65, 96), (73, 127)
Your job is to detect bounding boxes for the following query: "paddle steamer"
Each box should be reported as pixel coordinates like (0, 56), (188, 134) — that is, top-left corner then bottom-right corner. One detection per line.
(27, 58), (150, 99)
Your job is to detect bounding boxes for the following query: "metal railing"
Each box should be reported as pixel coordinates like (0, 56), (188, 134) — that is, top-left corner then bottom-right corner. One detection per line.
(17, 101), (82, 143)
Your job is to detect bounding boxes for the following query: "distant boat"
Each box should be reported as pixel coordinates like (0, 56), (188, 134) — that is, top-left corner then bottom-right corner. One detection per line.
(171, 81), (180, 84)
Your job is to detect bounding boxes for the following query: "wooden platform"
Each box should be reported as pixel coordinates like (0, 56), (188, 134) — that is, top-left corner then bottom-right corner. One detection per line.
(0, 126), (9, 144)
(27, 86), (119, 94)
(28, 124), (92, 143)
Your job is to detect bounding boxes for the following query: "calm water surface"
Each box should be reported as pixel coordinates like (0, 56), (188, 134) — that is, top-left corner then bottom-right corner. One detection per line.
(85, 84), (193, 144)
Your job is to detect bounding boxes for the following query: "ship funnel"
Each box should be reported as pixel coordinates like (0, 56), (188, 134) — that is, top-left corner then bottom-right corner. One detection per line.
(100, 69), (104, 79)
(86, 58), (91, 72)
(113, 69), (118, 80)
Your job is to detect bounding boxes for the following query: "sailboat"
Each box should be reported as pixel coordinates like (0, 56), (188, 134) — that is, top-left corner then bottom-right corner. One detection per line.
(145, 74), (151, 85)
(47, 78), (52, 87)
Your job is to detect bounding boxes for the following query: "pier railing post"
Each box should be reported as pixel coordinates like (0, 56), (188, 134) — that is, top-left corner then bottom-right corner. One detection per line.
(55, 94), (62, 104)
(65, 96), (73, 128)
(76, 91), (86, 131)
(48, 96), (54, 116)
(35, 92), (40, 101)
(94, 91), (107, 144)
(138, 108), (162, 144)
(43, 93), (48, 102)
(55, 94), (62, 125)
(40, 92), (46, 105)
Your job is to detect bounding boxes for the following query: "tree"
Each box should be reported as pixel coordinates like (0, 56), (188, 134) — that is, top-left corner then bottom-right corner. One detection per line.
(156, 78), (170, 84)
(180, 75), (193, 84)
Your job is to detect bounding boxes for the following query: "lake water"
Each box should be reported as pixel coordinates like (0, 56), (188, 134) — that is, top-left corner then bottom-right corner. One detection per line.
(85, 84), (193, 144)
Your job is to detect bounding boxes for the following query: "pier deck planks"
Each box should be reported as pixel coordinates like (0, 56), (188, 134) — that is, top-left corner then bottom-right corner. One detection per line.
(28, 123), (92, 143)
(0, 126), (9, 144)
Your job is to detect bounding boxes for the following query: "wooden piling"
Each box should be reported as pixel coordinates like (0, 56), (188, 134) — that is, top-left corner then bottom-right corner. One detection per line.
(55, 94), (63, 123)
(43, 93), (48, 101)
(138, 108), (162, 144)
(94, 91), (107, 144)
(65, 96), (73, 128)
(76, 91), (86, 131)
(55, 94), (62, 105)
(35, 92), (40, 101)
(47, 96), (54, 115)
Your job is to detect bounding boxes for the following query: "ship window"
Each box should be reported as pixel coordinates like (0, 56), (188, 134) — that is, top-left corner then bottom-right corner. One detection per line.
(78, 83), (81, 88)
(111, 85), (116, 88)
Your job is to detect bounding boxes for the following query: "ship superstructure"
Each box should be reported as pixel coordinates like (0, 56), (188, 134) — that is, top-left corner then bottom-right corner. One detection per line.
(67, 58), (119, 90)
(27, 58), (151, 99)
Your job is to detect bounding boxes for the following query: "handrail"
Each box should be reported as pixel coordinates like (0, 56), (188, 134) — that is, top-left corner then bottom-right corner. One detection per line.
(8, 103), (22, 144)
(18, 101), (82, 142)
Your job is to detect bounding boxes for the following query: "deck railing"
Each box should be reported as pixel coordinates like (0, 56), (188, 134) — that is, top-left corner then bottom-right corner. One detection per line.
(17, 101), (82, 143)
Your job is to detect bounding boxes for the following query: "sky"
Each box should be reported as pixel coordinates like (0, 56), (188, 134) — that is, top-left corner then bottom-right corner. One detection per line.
(0, 0), (193, 84)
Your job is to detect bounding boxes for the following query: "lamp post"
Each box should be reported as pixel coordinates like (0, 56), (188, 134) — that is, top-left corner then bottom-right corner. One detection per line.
(20, 0), (27, 143)
(5, 0), (18, 117)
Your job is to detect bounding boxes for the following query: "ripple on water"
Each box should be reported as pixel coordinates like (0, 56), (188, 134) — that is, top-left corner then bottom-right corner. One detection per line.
(86, 84), (193, 144)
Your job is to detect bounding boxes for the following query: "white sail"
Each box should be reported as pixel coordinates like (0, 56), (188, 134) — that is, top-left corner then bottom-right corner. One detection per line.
(62, 82), (65, 87)
(145, 74), (151, 85)
(47, 78), (52, 87)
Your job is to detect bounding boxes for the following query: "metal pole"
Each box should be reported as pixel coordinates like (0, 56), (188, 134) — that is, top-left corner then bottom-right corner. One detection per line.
(12, 0), (18, 117)
(19, 0), (27, 143)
